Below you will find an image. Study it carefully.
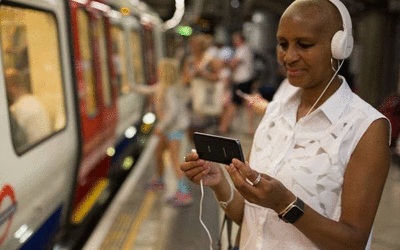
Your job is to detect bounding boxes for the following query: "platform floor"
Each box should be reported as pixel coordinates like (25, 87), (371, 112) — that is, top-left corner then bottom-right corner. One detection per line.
(83, 109), (400, 250)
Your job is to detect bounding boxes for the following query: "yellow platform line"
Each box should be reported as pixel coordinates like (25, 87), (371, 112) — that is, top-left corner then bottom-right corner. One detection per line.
(123, 191), (157, 249)
(72, 178), (109, 224)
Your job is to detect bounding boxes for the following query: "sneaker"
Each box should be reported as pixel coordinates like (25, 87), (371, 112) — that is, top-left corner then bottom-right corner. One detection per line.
(168, 191), (193, 207)
(145, 179), (165, 191)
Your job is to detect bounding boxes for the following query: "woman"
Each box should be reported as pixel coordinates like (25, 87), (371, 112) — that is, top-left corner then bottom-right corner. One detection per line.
(134, 58), (192, 206)
(183, 34), (222, 133)
(181, 0), (391, 249)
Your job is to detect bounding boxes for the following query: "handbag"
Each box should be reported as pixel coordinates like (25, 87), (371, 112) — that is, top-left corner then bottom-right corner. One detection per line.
(190, 54), (224, 117)
(191, 77), (224, 117)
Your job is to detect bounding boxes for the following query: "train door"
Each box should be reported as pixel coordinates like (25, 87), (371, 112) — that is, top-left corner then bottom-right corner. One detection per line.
(92, 2), (118, 137)
(108, 7), (157, 185)
(128, 24), (146, 118)
(0, 1), (78, 249)
(109, 15), (142, 177)
(68, 0), (117, 227)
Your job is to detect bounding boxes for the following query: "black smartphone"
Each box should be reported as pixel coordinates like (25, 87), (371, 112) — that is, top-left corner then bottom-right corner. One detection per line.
(193, 132), (245, 165)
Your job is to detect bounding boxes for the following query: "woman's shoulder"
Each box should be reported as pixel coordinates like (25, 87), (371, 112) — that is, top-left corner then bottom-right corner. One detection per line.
(347, 94), (387, 122)
(342, 93), (391, 147)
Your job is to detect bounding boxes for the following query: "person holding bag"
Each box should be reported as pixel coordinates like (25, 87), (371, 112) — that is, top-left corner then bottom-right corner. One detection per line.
(183, 34), (223, 132)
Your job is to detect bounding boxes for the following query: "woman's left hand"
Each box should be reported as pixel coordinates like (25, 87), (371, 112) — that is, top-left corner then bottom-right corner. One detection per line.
(226, 159), (295, 213)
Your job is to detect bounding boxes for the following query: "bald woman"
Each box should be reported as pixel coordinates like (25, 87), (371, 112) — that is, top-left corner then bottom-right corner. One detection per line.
(181, 1), (390, 249)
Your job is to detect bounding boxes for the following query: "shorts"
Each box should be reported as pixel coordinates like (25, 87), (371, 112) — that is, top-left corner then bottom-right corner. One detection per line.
(231, 80), (253, 106)
(167, 130), (185, 141)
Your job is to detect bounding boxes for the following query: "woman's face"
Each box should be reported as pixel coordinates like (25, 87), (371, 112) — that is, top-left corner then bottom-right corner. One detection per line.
(276, 11), (334, 90)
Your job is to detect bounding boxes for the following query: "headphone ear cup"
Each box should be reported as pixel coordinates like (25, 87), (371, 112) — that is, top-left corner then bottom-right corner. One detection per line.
(331, 30), (346, 60)
(331, 30), (354, 60)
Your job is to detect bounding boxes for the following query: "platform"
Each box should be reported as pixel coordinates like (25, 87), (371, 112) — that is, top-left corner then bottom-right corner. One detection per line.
(82, 109), (400, 250)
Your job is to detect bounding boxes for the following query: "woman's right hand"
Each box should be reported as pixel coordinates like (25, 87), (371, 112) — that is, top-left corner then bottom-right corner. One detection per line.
(181, 150), (222, 187)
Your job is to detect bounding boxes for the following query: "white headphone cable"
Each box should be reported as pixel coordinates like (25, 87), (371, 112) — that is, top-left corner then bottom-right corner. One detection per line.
(304, 59), (345, 118)
(199, 178), (213, 250)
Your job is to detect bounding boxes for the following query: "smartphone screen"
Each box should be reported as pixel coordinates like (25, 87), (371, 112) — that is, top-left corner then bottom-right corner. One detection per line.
(193, 132), (245, 165)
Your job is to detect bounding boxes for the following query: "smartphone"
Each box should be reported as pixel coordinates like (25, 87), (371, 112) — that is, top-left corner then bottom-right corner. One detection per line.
(236, 89), (250, 100)
(193, 132), (245, 165)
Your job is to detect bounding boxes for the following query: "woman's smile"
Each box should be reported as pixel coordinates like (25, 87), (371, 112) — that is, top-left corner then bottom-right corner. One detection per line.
(286, 68), (305, 77)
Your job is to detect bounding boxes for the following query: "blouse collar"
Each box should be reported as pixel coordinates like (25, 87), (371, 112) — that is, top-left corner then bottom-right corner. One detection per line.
(281, 76), (353, 125)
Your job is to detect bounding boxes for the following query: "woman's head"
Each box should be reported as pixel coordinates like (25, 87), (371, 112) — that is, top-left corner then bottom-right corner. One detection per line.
(157, 58), (179, 86)
(276, 0), (344, 89)
(188, 34), (208, 57)
(232, 31), (246, 48)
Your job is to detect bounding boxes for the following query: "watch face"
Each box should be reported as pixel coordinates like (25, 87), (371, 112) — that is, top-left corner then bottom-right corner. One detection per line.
(284, 205), (304, 223)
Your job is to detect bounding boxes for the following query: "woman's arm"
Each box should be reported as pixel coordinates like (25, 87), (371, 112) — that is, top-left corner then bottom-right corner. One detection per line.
(155, 88), (179, 133)
(294, 118), (390, 249)
(181, 152), (246, 225)
(211, 174), (245, 225)
(196, 58), (221, 82)
(228, 118), (390, 250)
(182, 58), (194, 86)
(153, 87), (165, 122)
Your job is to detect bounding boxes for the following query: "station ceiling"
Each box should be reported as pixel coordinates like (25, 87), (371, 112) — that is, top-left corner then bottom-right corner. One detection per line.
(141, 0), (389, 22)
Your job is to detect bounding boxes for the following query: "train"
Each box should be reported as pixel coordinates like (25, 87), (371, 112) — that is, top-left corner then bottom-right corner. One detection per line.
(0, 0), (166, 249)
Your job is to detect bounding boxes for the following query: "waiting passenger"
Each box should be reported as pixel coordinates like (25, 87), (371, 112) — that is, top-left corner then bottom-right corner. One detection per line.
(134, 58), (192, 206)
(181, 0), (391, 249)
(219, 31), (255, 135)
(5, 68), (51, 147)
(182, 34), (223, 138)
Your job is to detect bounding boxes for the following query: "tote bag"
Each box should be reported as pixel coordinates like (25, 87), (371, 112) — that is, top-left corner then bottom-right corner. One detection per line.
(191, 77), (224, 117)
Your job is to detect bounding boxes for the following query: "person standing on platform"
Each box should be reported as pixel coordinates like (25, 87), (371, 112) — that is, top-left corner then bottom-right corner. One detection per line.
(219, 31), (254, 135)
(183, 34), (222, 134)
(134, 58), (192, 207)
(181, 0), (391, 249)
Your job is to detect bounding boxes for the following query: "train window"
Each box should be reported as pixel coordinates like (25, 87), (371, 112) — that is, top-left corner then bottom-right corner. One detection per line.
(130, 30), (145, 85)
(95, 16), (112, 107)
(143, 26), (157, 85)
(111, 26), (130, 95)
(1, 5), (67, 154)
(77, 9), (97, 117)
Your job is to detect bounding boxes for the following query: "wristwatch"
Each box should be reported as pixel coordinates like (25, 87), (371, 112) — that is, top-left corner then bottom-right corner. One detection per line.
(278, 196), (305, 224)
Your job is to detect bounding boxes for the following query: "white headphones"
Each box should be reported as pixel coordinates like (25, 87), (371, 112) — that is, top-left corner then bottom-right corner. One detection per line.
(329, 0), (354, 59)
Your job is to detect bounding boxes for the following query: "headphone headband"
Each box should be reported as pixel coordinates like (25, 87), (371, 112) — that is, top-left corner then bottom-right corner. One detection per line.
(329, 0), (354, 59)
(329, 0), (352, 33)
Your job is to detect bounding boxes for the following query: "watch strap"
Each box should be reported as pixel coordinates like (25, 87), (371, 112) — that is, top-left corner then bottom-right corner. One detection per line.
(278, 196), (305, 223)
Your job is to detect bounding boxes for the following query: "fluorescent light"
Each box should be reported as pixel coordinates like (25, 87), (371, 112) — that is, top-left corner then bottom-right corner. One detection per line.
(72, 0), (88, 4)
(125, 126), (137, 139)
(163, 0), (185, 30)
(90, 1), (111, 13)
(109, 10), (122, 19)
(142, 112), (156, 125)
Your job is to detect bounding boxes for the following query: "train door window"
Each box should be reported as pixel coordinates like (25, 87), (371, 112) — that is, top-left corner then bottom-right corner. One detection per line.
(111, 25), (130, 95)
(143, 26), (157, 85)
(1, 5), (67, 154)
(95, 16), (112, 107)
(77, 9), (97, 117)
(130, 30), (145, 85)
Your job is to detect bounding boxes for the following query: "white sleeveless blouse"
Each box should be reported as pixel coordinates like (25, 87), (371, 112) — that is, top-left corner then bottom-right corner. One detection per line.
(240, 77), (389, 249)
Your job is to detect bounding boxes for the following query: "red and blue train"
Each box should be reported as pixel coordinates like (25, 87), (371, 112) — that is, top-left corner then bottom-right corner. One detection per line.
(0, 0), (165, 249)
